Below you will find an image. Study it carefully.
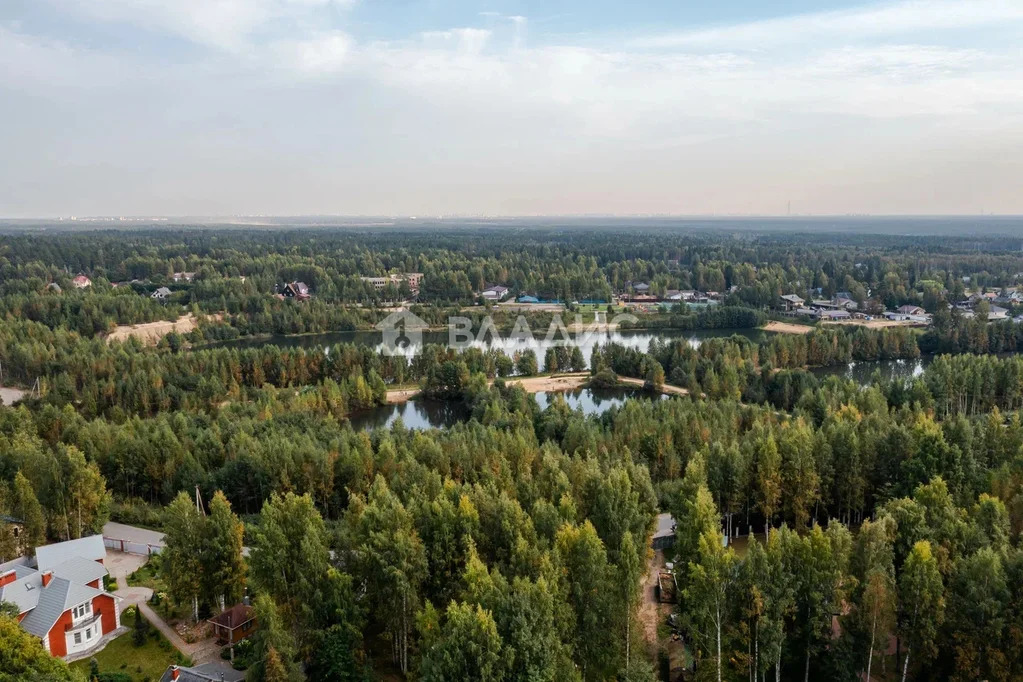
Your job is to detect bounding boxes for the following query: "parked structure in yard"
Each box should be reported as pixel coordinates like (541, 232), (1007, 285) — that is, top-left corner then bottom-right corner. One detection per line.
(657, 571), (678, 604)
(207, 600), (256, 645)
(0, 534), (122, 659)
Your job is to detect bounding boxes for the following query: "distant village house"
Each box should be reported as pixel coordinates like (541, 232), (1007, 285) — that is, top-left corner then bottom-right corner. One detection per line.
(283, 281), (311, 301)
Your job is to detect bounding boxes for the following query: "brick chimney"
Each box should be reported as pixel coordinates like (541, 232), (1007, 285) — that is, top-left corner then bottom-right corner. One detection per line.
(170, 666), (180, 680)
(41, 571), (53, 587)
(0, 570), (16, 587)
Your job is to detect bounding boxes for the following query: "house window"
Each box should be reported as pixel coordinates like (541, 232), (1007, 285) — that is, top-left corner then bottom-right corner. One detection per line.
(72, 602), (92, 620)
(85, 627), (92, 641)
(74, 632), (82, 645)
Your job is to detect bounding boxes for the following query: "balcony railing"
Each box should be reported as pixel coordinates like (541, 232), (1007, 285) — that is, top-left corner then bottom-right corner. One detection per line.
(66, 609), (102, 632)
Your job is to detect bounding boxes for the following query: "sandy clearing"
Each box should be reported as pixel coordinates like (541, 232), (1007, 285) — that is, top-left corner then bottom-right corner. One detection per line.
(502, 372), (590, 392)
(763, 320), (814, 335)
(0, 387), (26, 405)
(386, 388), (420, 404)
(106, 314), (198, 344)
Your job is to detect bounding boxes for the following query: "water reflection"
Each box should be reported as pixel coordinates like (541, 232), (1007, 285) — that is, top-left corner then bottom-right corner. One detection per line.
(347, 387), (665, 431)
(211, 328), (768, 371)
(534, 387), (665, 413)
(810, 357), (931, 384)
(347, 398), (470, 431)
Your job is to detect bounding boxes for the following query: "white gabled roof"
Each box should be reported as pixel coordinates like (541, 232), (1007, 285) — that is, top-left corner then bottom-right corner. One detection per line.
(51, 556), (108, 585)
(36, 535), (106, 572)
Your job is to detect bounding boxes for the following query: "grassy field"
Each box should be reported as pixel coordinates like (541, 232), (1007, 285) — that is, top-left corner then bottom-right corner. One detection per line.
(70, 624), (185, 682)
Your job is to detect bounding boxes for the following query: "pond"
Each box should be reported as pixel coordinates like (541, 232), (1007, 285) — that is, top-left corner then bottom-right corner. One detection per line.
(347, 386), (667, 431)
(211, 327), (769, 371)
(810, 357), (932, 385)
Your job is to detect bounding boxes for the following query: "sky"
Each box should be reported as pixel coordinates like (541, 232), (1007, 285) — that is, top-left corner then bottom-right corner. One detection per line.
(1, 0), (1022, 218)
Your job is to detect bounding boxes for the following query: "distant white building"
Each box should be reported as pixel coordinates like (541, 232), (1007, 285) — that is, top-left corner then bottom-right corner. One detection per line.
(481, 285), (509, 301)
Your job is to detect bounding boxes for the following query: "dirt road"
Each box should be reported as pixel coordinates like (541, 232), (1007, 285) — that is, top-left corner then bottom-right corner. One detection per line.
(640, 547), (667, 654)
(618, 376), (689, 396)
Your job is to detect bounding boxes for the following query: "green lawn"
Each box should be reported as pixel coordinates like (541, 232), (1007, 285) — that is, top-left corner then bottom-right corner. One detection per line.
(70, 626), (186, 682)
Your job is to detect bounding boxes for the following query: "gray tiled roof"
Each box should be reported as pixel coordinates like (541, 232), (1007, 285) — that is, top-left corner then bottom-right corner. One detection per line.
(18, 576), (107, 637)
(51, 556), (108, 585)
(0, 572), (43, 615)
(0, 555), (33, 575)
(35, 535), (105, 571)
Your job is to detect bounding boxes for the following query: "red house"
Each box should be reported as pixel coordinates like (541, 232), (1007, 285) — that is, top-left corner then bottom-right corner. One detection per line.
(0, 535), (122, 659)
(72, 275), (92, 289)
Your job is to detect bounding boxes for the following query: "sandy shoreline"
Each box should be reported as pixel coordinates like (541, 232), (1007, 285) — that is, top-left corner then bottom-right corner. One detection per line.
(762, 320), (814, 335)
(385, 371), (691, 403)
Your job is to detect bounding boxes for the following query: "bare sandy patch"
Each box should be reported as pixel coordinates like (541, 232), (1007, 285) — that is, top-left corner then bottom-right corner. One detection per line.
(763, 320), (814, 335)
(0, 387), (26, 405)
(386, 388), (420, 404)
(106, 314), (198, 345)
(502, 372), (590, 392)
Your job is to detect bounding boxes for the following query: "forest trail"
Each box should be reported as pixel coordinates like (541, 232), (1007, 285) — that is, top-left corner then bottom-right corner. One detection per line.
(618, 376), (689, 396)
(639, 547), (666, 655)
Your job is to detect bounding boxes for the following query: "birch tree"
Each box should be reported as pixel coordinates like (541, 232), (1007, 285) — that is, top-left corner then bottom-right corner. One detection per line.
(897, 541), (944, 682)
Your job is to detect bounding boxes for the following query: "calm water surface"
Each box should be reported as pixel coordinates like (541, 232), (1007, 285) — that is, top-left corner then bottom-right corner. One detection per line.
(212, 327), (768, 370)
(348, 387), (666, 431)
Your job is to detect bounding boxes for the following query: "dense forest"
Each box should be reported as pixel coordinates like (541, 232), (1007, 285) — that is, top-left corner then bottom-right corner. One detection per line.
(5, 225), (1023, 681)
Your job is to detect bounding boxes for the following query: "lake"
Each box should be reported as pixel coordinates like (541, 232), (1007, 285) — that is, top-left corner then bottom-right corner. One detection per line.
(211, 327), (769, 371)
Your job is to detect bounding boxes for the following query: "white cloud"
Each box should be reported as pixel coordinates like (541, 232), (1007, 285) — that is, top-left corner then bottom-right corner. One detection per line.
(41, 0), (351, 52)
(3, 0), (1023, 215)
(635, 0), (1023, 50)
(276, 31), (352, 73)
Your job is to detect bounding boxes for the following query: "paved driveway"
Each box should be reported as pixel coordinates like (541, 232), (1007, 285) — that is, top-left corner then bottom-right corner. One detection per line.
(104, 521), (166, 547)
(104, 521), (251, 557)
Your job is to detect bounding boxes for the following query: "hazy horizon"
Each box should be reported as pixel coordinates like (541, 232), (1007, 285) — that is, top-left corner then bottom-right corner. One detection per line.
(2, 0), (1022, 217)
